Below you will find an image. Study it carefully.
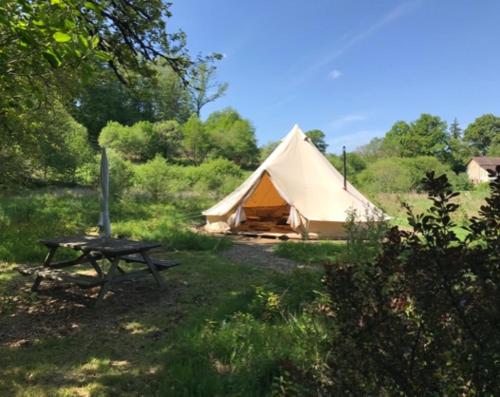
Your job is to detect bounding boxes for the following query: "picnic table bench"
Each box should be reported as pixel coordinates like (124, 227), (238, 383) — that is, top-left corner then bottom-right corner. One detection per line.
(17, 235), (180, 306)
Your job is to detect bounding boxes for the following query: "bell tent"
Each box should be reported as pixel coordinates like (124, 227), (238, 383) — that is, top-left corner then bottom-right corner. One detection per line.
(203, 124), (383, 238)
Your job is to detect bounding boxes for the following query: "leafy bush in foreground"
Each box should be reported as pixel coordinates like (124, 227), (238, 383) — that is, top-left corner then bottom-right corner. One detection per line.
(318, 169), (500, 395)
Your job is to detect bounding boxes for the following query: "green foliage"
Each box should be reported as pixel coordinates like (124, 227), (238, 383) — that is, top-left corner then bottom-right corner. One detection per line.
(446, 171), (473, 191)
(99, 121), (151, 161)
(191, 158), (246, 197)
(150, 120), (183, 161)
(464, 114), (500, 155)
(130, 157), (246, 201)
(383, 114), (450, 161)
(132, 156), (187, 200)
(99, 119), (183, 163)
(71, 64), (193, 144)
(204, 108), (259, 168)
(189, 62), (228, 117)
(0, 0), (203, 186)
(305, 129), (328, 153)
(0, 102), (93, 186)
(316, 171), (500, 395)
(0, 0), (191, 103)
(181, 114), (211, 165)
(357, 156), (449, 193)
(76, 149), (133, 198)
(328, 152), (367, 184)
(274, 242), (346, 264)
(159, 269), (326, 396)
(259, 140), (280, 162)
(342, 207), (389, 264)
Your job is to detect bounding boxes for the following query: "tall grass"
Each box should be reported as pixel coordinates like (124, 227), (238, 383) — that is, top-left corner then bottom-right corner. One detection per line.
(273, 242), (346, 264)
(0, 189), (228, 263)
(158, 269), (326, 396)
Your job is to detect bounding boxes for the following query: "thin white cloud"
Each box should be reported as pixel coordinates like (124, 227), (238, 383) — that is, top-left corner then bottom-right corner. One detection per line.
(329, 113), (367, 130)
(293, 0), (422, 86)
(328, 69), (343, 80)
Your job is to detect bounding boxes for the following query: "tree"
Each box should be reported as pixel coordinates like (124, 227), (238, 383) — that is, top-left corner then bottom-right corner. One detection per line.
(447, 118), (471, 172)
(382, 120), (412, 156)
(204, 108), (259, 167)
(383, 115), (449, 161)
(464, 114), (500, 155)
(259, 140), (280, 162)
(99, 121), (152, 161)
(182, 115), (210, 165)
(0, 0), (197, 184)
(328, 152), (367, 185)
(1, 0), (192, 103)
(189, 62), (228, 117)
(305, 129), (328, 153)
(356, 137), (386, 160)
(150, 120), (183, 162)
(357, 156), (449, 193)
(449, 118), (462, 139)
(71, 64), (192, 145)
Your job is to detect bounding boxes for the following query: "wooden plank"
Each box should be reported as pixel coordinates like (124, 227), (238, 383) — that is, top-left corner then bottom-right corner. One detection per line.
(120, 254), (180, 269)
(140, 251), (165, 288)
(19, 267), (104, 289)
(39, 235), (162, 256)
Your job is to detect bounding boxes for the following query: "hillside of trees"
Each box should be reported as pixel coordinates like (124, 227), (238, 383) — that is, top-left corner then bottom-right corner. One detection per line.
(1, 0), (498, 197)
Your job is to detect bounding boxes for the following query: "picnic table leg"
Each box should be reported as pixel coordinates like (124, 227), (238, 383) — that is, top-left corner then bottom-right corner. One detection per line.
(32, 247), (57, 291)
(89, 256), (104, 278)
(93, 256), (120, 306)
(140, 251), (165, 288)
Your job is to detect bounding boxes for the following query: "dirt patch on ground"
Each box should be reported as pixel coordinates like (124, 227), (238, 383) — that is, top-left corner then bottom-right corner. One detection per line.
(0, 261), (184, 347)
(221, 236), (298, 271)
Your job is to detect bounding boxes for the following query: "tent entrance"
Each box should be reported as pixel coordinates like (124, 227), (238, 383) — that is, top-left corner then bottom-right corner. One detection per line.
(236, 173), (293, 233)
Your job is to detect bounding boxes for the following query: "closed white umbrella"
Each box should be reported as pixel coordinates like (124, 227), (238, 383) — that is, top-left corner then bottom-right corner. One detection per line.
(98, 147), (111, 238)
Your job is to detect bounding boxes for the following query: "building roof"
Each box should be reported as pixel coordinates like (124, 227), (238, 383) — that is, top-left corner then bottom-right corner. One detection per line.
(468, 156), (500, 169)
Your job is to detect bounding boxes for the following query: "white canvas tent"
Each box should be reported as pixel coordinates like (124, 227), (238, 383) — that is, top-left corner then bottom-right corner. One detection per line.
(203, 125), (384, 238)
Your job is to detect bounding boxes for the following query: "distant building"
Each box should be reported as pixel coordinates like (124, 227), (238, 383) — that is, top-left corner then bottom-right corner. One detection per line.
(466, 157), (500, 184)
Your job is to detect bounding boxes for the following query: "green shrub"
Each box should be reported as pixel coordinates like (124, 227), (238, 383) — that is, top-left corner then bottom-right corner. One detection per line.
(99, 121), (152, 161)
(316, 170), (500, 395)
(357, 156), (449, 193)
(75, 149), (133, 197)
(132, 155), (188, 200)
(192, 158), (246, 197)
(446, 171), (473, 191)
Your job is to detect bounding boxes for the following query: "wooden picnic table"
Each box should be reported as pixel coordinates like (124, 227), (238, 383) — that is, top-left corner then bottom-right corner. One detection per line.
(17, 235), (180, 306)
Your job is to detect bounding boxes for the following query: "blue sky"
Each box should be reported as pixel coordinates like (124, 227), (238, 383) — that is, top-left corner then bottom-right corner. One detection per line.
(170, 1), (500, 153)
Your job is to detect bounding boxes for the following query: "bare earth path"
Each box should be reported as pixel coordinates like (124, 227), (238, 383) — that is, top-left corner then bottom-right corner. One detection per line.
(221, 237), (297, 271)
